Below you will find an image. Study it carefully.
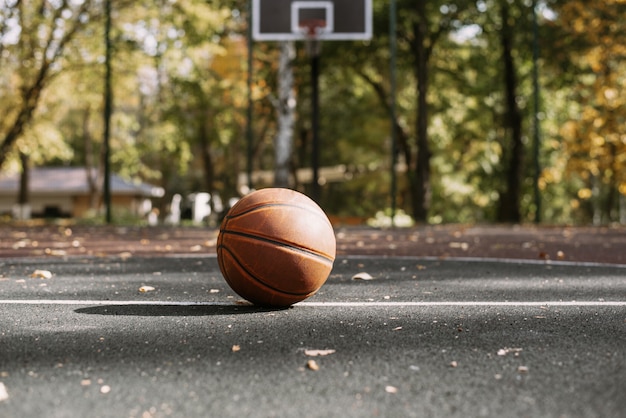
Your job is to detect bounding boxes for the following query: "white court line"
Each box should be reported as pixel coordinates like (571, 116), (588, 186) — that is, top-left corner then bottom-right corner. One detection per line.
(339, 255), (626, 268)
(0, 299), (624, 307)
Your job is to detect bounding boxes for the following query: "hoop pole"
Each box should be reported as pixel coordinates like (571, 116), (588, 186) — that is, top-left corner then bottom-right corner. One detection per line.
(311, 47), (321, 202)
(532, 0), (541, 223)
(247, 0), (254, 191)
(103, 0), (113, 224)
(390, 0), (398, 227)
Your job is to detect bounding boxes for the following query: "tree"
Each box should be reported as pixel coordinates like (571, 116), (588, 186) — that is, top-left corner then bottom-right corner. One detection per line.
(550, 0), (626, 223)
(324, 1), (477, 222)
(0, 0), (95, 169)
(495, 0), (524, 222)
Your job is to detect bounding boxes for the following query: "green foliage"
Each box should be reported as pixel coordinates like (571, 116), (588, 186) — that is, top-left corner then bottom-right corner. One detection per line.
(0, 0), (624, 224)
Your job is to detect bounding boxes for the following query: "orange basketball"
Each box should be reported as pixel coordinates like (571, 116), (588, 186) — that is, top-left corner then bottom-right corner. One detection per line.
(217, 188), (336, 307)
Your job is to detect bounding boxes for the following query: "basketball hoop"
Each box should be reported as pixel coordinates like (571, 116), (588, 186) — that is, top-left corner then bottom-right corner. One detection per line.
(252, 0), (372, 42)
(299, 18), (327, 37)
(299, 19), (326, 55)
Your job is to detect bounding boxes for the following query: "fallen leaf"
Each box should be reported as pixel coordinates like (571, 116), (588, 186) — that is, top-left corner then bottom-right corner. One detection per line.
(304, 349), (336, 357)
(30, 270), (52, 279)
(12, 240), (28, 249)
(497, 347), (523, 357)
(138, 286), (155, 293)
(449, 242), (469, 250)
(0, 382), (8, 402)
(44, 248), (67, 256)
(352, 272), (374, 280)
(306, 360), (320, 371)
(231, 345), (241, 352)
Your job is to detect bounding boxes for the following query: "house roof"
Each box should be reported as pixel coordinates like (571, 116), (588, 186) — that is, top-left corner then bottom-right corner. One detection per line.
(0, 167), (164, 197)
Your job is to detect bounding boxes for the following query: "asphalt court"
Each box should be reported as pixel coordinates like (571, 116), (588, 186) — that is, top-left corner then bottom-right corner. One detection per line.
(1, 255), (625, 417)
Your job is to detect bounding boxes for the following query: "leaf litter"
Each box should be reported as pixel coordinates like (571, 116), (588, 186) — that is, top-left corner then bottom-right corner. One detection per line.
(352, 272), (374, 280)
(30, 269), (52, 279)
(304, 349), (336, 357)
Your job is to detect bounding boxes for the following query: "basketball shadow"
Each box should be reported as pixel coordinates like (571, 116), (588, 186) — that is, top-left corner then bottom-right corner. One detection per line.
(75, 304), (284, 317)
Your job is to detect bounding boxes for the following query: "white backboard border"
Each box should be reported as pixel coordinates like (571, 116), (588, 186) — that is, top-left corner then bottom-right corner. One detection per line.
(252, 0), (372, 41)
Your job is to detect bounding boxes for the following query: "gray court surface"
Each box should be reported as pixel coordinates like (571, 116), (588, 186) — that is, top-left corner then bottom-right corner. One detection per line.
(1, 255), (625, 418)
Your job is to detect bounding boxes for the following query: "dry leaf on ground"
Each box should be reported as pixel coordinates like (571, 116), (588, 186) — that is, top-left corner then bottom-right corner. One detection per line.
(306, 360), (320, 371)
(30, 270), (52, 279)
(118, 251), (133, 260)
(497, 347), (523, 357)
(352, 272), (374, 280)
(0, 382), (8, 402)
(304, 349), (336, 357)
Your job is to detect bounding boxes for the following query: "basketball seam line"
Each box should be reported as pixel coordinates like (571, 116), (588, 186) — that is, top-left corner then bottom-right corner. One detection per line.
(217, 244), (316, 297)
(219, 229), (335, 263)
(225, 202), (333, 228)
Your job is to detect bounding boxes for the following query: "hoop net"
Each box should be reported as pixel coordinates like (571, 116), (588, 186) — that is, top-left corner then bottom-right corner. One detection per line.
(298, 19), (327, 39)
(298, 19), (326, 55)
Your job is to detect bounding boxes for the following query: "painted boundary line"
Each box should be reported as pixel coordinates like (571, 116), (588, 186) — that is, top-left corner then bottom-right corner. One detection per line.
(165, 253), (626, 268)
(0, 300), (625, 307)
(3, 254), (626, 269)
(337, 255), (626, 269)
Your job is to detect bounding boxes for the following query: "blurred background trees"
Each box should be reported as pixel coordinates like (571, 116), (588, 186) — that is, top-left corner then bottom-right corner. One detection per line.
(0, 0), (624, 225)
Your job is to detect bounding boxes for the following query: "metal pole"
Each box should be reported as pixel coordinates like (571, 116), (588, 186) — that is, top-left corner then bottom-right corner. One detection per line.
(103, 0), (112, 224)
(311, 44), (320, 203)
(532, 1), (541, 223)
(389, 0), (398, 227)
(246, 0), (254, 192)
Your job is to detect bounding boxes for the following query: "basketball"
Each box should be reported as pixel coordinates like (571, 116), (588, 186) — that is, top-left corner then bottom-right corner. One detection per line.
(217, 188), (336, 307)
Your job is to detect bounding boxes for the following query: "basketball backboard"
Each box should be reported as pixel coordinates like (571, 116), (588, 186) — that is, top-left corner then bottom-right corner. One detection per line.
(252, 0), (372, 41)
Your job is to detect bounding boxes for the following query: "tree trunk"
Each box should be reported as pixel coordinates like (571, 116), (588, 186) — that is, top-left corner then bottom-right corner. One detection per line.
(18, 152), (29, 206)
(82, 107), (101, 210)
(411, 5), (432, 223)
(274, 41), (296, 188)
(199, 113), (215, 195)
(603, 142), (618, 223)
(0, 82), (46, 169)
(497, 2), (523, 223)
